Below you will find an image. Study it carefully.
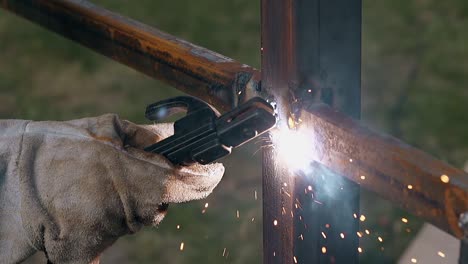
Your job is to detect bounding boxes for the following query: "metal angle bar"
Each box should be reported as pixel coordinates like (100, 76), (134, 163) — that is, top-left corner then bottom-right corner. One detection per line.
(0, 0), (260, 112)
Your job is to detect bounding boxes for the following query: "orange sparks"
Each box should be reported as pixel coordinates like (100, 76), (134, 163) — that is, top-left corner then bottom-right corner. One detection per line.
(273, 219), (278, 226)
(360, 215), (366, 222)
(179, 242), (185, 251)
(440, 174), (450, 183)
(438, 251), (445, 258)
(321, 247), (327, 254)
(401, 217), (408, 223)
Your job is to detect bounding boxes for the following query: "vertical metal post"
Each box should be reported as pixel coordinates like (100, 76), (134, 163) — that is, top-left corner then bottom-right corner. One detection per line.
(460, 240), (468, 264)
(261, 1), (296, 263)
(460, 213), (468, 264)
(262, 0), (361, 263)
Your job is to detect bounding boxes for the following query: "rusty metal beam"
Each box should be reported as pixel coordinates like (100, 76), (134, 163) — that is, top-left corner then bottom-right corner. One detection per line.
(0, 0), (260, 112)
(301, 104), (468, 238)
(2, 0), (467, 240)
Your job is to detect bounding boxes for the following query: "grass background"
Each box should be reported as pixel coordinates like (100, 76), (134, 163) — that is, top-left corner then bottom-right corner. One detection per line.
(1, 0), (467, 263)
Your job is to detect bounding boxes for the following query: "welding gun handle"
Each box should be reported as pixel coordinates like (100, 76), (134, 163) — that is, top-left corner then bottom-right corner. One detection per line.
(145, 96), (220, 121)
(144, 131), (231, 166)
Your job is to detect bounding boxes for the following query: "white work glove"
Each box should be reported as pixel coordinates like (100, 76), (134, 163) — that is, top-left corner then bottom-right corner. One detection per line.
(0, 114), (224, 264)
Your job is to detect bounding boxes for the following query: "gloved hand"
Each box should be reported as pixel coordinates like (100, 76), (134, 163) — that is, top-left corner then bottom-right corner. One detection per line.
(0, 114), (224, 264)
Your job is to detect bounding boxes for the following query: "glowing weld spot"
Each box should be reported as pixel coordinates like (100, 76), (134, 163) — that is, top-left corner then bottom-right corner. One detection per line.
(272, 127), (314, 171)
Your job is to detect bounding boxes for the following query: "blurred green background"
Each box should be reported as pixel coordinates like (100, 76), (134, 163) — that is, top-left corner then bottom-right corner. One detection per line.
(1, 0), (467, 263)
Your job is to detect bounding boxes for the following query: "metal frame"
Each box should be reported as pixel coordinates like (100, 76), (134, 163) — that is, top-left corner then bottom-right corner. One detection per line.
(2, 0), (467, 262)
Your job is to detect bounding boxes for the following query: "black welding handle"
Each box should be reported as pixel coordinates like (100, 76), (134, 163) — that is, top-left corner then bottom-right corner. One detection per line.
(144, 96), (276, 166)
(145, 96), (220, 121)
(144, 96), (224, 165)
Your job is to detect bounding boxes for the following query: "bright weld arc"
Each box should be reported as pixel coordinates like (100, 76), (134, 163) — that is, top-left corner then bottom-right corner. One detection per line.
(271, 122), (315, 172)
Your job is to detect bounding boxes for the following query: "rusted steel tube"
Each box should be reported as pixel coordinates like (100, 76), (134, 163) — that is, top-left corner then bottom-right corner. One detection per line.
(301, 104), (468, 238)
(0, 0), (260, 112)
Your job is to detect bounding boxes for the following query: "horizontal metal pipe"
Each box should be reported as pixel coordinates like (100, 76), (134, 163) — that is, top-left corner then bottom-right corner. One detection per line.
(0, 0), (261, 112)
(2, 0), (467, 239)
(301, 104), (468, 238)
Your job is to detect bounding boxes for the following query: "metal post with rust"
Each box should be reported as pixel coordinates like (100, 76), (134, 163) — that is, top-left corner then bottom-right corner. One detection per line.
(260, 0), (296, 262)
(261, 0), (361, 263)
